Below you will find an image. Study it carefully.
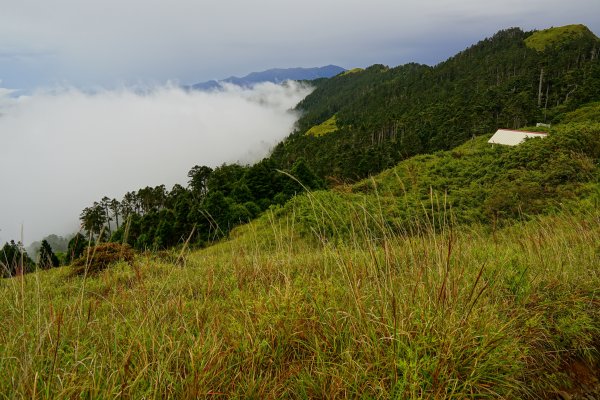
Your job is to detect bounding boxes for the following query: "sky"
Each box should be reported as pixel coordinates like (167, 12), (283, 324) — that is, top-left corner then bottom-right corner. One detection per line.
(1, 0), (599, 89)
(0, 0), (599, 245)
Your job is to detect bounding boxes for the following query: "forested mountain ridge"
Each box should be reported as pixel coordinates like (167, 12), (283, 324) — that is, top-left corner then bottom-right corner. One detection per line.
(270, 25), (600, 180)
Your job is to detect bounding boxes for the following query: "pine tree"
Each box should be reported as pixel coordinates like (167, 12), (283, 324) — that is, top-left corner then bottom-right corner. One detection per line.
(38, 240), (59, 269)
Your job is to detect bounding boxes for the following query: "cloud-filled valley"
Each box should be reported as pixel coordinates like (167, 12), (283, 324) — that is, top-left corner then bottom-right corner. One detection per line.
(0, 82), (313, 244)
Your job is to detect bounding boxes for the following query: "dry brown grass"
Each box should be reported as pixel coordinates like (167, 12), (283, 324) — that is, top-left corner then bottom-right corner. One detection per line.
(70, 243), (135, 276)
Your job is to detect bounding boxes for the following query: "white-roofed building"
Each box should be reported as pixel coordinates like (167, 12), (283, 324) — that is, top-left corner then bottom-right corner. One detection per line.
(488, 129), (548, 146)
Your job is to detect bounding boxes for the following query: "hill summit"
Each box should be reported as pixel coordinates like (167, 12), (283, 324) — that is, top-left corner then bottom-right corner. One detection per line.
(524, 24), (599, 51)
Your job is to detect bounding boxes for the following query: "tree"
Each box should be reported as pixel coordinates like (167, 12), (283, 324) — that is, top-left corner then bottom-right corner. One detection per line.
(207, 164), (248, 196)
(188, 165), (213, 198)
(80, 202), (107, 239)
(101, 196), (113, 234)
(244, 158), (283, 202)
(202, 191), (232, 237)
(109, 198), (121, 230)
(66, 233), (89, 263)
(283, 158), (324, 196)
(1, 240), (35, 277)
(121, 191), (140, 218)
(38, 240), (59, 269)
(27, 234), (69, 256)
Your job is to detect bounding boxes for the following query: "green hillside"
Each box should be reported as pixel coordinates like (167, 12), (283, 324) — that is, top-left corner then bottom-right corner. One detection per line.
(561, 100), (600, 123)
(305, 115), (338, 137)
(271, 25), (600, 181)
(1, 119), (599, 398)
(525, 24), (599, 51)
(253, 120), (600, 245)
(46, 24), (597, 259)
(2, 26), (600, 398)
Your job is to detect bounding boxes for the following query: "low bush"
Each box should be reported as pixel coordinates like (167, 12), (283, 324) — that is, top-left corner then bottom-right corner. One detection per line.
(70, 243), (135, 276)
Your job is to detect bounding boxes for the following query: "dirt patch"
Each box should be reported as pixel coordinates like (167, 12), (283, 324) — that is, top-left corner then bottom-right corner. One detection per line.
(555, 358), (600, 400)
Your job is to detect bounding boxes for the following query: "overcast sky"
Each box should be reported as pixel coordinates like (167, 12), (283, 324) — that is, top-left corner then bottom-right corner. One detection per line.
(1, 0), (599, 89)
(1, 0), (599, 246)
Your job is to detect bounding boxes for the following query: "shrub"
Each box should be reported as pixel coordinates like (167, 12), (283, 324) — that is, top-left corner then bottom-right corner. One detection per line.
(70, 243), (135, 276)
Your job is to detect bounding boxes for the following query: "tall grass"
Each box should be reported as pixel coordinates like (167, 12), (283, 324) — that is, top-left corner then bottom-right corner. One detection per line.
(0, 194), (598, 398)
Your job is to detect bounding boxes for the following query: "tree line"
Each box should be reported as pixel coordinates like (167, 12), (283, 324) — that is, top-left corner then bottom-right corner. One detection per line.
(1, 239), (58, 278)
(2, 158), (322, 278)
(77, 158), (323, 252)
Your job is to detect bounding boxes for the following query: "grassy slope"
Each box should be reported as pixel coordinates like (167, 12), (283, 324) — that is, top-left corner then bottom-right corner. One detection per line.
(305, 115), (338, 137)
(524, 24), (598, 51)
(561, 101), (600, 123)
(1, 210), (599, 398)
(1, 119), (599, 398)
(266, 121), (599, 245)
(340, 68), (364, 76)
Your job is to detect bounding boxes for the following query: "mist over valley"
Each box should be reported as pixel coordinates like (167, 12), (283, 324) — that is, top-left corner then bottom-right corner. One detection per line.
(0, 81), (312, 244)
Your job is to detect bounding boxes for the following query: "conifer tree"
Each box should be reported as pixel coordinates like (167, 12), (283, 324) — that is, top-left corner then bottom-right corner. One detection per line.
(38, 240), (59, 269)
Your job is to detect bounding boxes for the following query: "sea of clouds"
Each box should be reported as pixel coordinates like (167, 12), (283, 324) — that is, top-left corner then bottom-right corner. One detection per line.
(0, 81), (313, 244)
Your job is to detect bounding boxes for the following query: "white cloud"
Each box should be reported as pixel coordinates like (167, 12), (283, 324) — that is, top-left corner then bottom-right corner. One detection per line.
(0, 82), (313, 244)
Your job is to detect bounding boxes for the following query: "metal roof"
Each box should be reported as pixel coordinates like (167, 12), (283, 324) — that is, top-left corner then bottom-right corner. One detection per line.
(488, 129), (548, 146)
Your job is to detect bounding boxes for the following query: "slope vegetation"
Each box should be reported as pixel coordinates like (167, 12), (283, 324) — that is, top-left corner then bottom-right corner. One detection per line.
(265, 121), (599, 244)
(271, 25), (600, 181)
(2, 115), (599, 398)
(1, 197), (598, 398)
(524, 24), (598, 51)
(2, 27), (600, 399)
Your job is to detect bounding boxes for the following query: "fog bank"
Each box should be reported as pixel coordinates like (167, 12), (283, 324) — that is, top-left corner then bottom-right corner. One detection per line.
(0, 82), (312, 245)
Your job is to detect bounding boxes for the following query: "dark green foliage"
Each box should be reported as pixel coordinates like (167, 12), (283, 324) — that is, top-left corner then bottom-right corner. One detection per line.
(283, 158), (325, 196)
(206, 164), (247, 196)
(245, 158), (284, 200)
(270, 27), (600, 181)
(66, 233), (91, 264)
(188, 165), (213, 198)
(80, 202), (107, 238)
(1, 241), (35, 278)
(70, 243), (135, 276)
(275, 122), (600, 242)
(88, 157), (323, 251)
(38, 240), (59, 269)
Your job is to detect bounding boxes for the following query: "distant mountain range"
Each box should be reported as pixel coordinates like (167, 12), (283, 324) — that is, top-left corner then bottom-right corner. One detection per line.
(190, 65), (346, 90)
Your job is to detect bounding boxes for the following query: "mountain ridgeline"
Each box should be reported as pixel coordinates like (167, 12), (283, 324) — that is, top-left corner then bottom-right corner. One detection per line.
(270, 25), (600, 180)
(191, 65), (346, 90)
